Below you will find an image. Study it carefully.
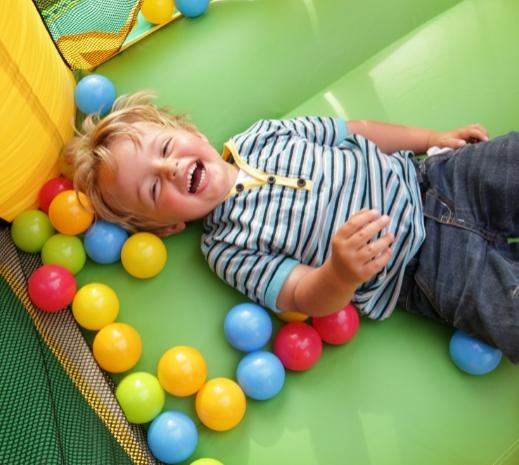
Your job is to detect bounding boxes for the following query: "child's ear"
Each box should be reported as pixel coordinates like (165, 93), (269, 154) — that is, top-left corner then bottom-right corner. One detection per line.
(154, 222), (186, 237)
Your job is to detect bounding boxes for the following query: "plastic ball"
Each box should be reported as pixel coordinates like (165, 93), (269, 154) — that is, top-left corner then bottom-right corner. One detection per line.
(312, 303), (360, 345)
(236, 351), (285, 401)
(38, 177), (74, 213)
(195, 378), (246, 431)
(148, 411), (198, 464)
(48, 190), (94, 235)
(116, 372), (165, 424)
(28, 264), (76, 313)
(121, 232), (167, 279)
(93, 322), (142, 373)
(224, 303), (272, 352)
(141, 0), (174, 24)
(41, 234), (86, 274)
(176, 0), (209, 18)
(72, 283), (119, 330)
(190, 460), (224, 465)
(157, 346), (207, 397)
(75, 74), (116, 115)
(84, 220), (128, 264)
(276, 311), (309, 323)
(11, 210), (55, 253)
(449, 329), (502, 375)
(273, 322), (323, 371)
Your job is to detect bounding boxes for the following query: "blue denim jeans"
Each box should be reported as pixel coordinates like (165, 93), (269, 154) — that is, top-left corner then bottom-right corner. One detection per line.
(398, 132), (519, 363)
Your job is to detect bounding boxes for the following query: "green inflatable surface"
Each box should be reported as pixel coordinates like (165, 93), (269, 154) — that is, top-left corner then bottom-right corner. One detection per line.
(78, 0), (519, 463)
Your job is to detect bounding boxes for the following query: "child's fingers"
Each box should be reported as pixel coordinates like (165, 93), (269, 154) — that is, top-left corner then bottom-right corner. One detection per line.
(358, 232), (394, 263)
(463, 124), (489, 142)
(363, 247), (392, 277)
(347, 214), (390, 249)
(337, 209), (383, 238)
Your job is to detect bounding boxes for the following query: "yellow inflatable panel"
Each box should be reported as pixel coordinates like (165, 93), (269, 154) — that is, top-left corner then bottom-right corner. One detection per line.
(0, 1), (76, 221)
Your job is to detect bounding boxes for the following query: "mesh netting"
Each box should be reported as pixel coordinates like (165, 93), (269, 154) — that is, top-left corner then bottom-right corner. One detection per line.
(32, 0), (142, 70)
(0, 222), (159, 464)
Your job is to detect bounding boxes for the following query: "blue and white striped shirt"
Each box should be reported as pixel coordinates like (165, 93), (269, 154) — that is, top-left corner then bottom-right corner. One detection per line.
(201, 117), (425, 319)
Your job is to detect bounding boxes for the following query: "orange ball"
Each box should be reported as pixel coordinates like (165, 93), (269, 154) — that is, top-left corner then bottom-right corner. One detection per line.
(93, 322), (142, 373)
(48, 190), (94, 235)
(195, 378), (246, 431)
(157, 346), (207, 397)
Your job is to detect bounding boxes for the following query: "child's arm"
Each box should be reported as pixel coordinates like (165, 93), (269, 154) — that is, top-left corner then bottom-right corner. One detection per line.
(276, 209), (393, 317)
(348, 120), (488, 154)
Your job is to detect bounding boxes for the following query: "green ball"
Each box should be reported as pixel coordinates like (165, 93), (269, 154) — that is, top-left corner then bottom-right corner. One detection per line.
(11, 210), (55, 253)
(41, 234), (86, 274)
(115, 372), (165, 424)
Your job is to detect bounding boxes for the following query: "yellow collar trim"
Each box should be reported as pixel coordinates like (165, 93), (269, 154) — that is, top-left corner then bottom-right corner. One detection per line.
(223, 140), (313, 198)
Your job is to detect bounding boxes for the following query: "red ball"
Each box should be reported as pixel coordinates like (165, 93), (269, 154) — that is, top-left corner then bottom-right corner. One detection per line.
(312, 303), (360, 345)
(28, 264), (77, 313)
(38, 177), (74, 213)
(273, 322), (322, 371)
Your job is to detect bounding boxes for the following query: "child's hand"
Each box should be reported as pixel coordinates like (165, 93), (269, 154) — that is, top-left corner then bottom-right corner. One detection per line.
(328, 209), (394, 286)
(429, 124), (489, 149)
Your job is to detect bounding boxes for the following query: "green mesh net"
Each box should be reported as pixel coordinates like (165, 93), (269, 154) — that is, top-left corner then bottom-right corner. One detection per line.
(32, 0), (142, 70)
(0, 222), (158, 464)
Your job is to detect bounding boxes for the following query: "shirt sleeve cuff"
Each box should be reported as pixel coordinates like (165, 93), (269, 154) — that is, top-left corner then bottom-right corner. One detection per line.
(334, 118), (348, 143)
(265, 258), (300, 313)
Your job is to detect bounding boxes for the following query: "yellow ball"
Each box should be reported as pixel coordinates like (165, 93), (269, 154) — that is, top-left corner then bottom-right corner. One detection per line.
(93, 323), (142, 373)
(195, 378), (246, 431)
(141, 0), (175, 24)
(276, 311), (309, 322)
(157, 346), (207, 397)
(121, 232), (167, 279)
(190, 459), (224, 465)
(48, 190), (94, 235)
(72, 283), (119, 330)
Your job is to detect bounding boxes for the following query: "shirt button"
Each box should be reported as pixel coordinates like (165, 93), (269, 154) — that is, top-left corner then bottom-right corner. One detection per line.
(235, 183), (244, 192)
(297, 178), (306, 188)
(267, 175), (276, 184)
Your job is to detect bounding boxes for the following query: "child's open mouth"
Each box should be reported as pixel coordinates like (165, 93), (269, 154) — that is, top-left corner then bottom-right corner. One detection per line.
(187, 160), (206, 194)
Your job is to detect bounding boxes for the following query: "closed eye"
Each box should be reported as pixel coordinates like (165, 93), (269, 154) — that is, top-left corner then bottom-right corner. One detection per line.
(162, 137), (172, 157)
(151, 178), (160, 203)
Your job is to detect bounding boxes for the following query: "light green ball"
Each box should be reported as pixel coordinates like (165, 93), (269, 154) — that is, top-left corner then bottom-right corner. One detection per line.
(115, 372), (165, 424)
(190, 459), (225, 465)
(41, 234), (86, 274)
(11, 209), (55, 253)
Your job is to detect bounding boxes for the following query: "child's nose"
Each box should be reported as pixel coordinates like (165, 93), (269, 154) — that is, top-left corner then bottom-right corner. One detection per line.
(158, 159), (177, 180)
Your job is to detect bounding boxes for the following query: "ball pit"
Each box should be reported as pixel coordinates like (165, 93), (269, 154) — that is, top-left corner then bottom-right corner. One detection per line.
(4, 0), (519, 464)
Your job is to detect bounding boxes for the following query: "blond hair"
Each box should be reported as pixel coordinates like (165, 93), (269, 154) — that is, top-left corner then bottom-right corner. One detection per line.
(63, 91), (198, 232)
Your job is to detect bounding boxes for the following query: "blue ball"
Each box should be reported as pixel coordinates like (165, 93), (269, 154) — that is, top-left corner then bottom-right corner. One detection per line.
(147, 411), (198, 464)
(75, 74), (116, 115)
(176, 0), (209, 18)
(224, 303), (272, 352)
(237, 351), (285, 400)
(84, 220), (128, 264)
(449, 329), (502, 375)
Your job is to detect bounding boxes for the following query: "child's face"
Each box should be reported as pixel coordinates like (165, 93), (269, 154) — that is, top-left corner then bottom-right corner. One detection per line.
(99, 122), (237, 229)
